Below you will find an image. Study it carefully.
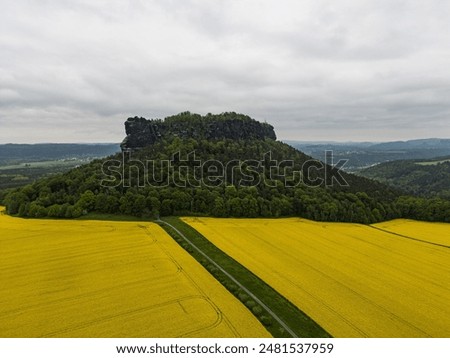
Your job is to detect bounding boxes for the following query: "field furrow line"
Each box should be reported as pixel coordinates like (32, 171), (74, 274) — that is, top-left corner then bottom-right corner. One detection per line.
(157, 219), (298, 338)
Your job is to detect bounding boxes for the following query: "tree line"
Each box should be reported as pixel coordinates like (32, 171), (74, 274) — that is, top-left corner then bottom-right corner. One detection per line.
(3, 138), (449, 223)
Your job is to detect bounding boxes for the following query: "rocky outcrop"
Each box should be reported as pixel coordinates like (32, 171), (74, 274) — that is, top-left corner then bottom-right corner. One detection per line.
(120, 112), (277, 151)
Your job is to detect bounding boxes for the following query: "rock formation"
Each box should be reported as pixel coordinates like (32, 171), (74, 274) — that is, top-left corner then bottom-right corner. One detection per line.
(120, 112), (277, 151)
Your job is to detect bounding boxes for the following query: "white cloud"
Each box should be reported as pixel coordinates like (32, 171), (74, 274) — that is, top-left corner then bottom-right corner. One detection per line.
(0, 0), (449, 142)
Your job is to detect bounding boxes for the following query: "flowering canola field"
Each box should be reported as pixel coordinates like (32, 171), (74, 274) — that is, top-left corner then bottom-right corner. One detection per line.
(0, 208), (269, 337)
(373, 219), (450, 247)
(183, 217), (450, 337)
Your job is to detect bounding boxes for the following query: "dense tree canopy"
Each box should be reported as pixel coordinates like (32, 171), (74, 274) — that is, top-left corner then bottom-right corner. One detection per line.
(3, 135), (448, 223)
(360, 158), (450, 200)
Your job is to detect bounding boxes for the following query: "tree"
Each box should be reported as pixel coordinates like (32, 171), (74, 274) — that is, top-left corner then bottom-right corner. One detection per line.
(228, 197), (243, 217)
(212, 197), (226, 217)
(76, 190), (96, 212)
(160, 199), (173, 216)
(4, 191), (28, 215)
(47, 204), (61, 218)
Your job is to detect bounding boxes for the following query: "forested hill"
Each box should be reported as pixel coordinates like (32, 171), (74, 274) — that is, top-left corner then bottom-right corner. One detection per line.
(3, 112), (450, 223)
(360, 157), (450, 200)
(288, 138), (450, 170)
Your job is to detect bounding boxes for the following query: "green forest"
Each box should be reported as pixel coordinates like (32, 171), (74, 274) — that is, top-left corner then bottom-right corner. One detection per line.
(2, 112), (450, 223)
(360, 158), (450, 199)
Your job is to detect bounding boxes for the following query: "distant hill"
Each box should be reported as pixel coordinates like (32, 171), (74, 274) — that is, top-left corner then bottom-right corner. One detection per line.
(286, 139), (450, 171)
(3, 112), (449, 223)
(359, 157), (450, 200)
(369, 138), (450, 151)
(0, 143), (120, 166)
(0, 143), (120, 190)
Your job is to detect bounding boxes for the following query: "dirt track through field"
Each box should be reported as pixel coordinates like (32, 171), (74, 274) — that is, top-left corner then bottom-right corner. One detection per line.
(158, 219), (298, 338)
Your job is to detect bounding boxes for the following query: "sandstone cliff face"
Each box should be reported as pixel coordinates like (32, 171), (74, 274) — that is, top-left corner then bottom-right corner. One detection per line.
(120, 112), (277, 151)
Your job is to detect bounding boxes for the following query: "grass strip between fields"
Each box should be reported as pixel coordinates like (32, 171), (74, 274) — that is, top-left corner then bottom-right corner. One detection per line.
(158, 217), (331, 338)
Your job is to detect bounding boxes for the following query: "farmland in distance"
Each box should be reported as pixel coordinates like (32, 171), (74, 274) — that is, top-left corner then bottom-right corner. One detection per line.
(183, 217), (450, 337)
(0, 208), (269, 338)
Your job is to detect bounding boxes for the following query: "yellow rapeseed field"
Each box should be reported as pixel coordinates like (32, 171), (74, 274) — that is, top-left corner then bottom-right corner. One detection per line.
(183, 217), (450, 337)
(373, 219), (450, 247)
(0, 207), (269, 338)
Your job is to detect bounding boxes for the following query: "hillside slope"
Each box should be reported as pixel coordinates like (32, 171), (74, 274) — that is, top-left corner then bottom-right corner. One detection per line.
(3, 112), (449, 223)
(359, 157), (450, 199)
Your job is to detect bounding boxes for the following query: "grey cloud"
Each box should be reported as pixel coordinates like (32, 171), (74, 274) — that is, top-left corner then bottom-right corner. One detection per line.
(1, 0), (450, 143)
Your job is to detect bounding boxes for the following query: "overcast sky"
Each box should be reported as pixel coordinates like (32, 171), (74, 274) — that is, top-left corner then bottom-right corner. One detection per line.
(1, 0), (449, 143)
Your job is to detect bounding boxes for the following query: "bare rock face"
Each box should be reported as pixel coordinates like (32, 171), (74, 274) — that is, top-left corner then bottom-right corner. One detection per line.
(120, 112), (277, 151)
(120, 117), (163, 150)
